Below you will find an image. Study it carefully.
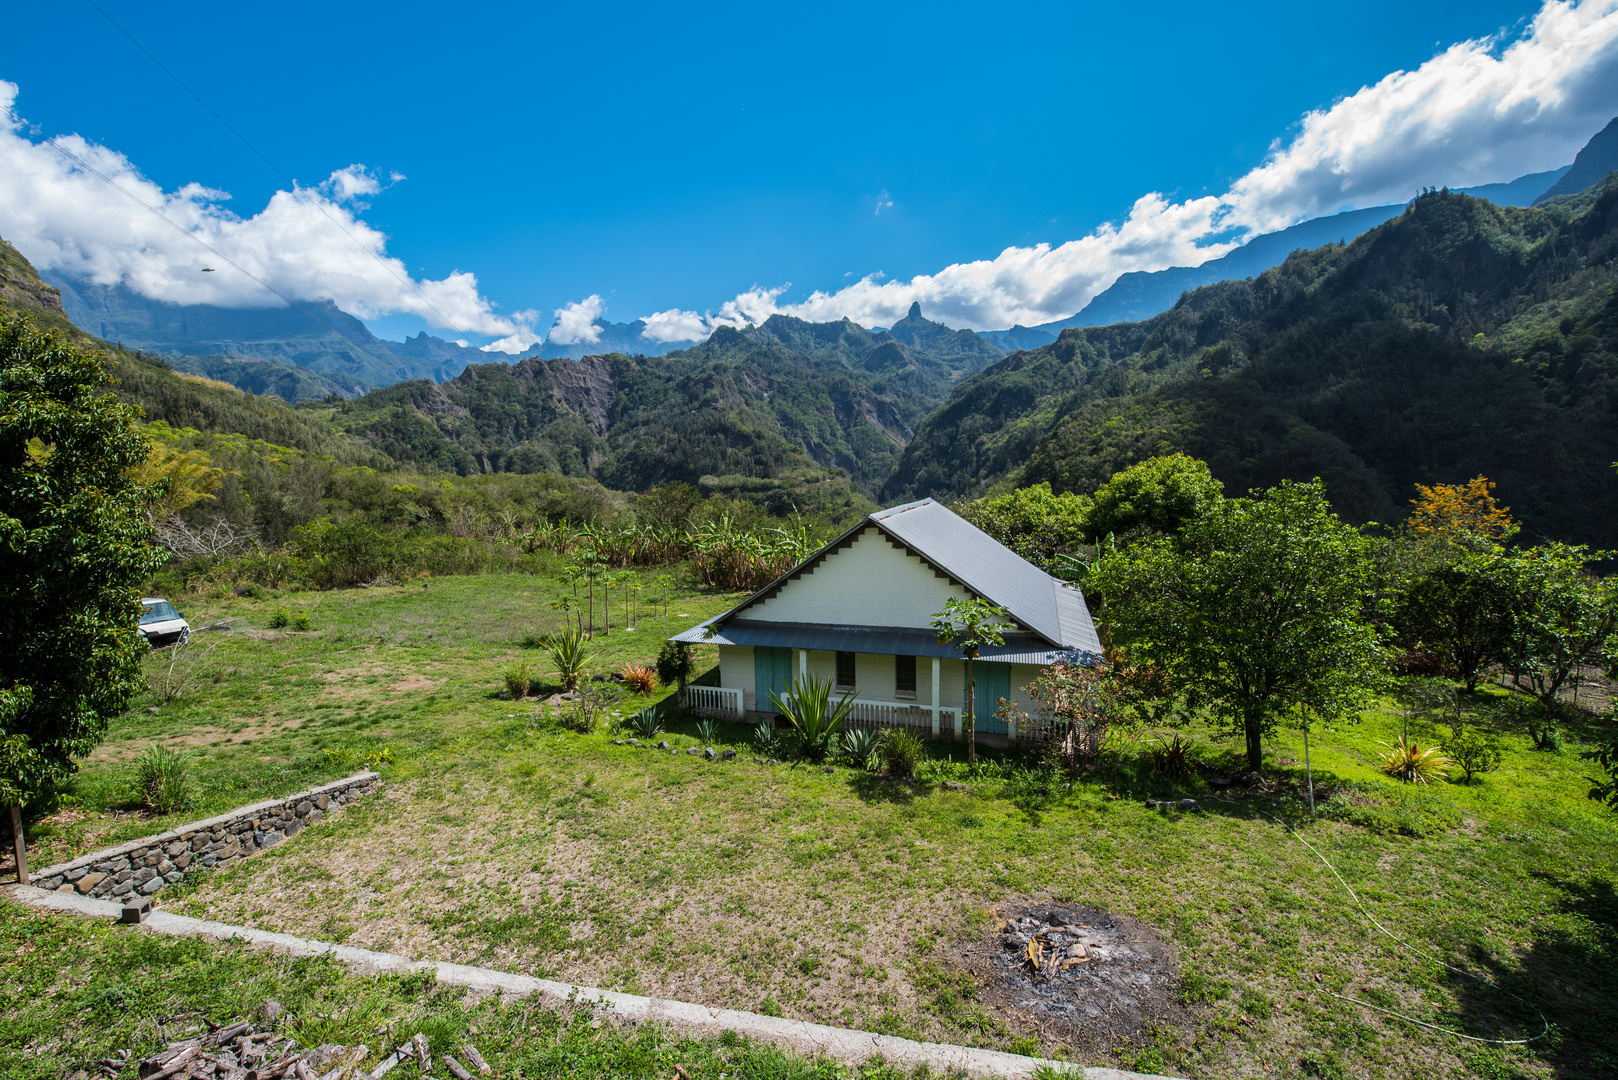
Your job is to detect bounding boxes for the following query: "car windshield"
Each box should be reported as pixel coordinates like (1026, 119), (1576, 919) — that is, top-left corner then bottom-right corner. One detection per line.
(140, 601), (180, 625)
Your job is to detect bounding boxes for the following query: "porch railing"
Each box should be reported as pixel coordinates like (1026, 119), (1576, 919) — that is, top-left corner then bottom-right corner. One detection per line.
(778, 693), (959, 739)
(681, 684), (745, 719)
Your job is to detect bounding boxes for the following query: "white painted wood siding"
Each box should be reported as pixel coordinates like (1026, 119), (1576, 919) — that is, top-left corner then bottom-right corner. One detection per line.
(718, 645), (757, 710)
(748, 527), (970, 628)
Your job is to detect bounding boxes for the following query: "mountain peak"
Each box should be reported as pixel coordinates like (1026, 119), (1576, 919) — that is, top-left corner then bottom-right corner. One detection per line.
(906, 301), (922, 320)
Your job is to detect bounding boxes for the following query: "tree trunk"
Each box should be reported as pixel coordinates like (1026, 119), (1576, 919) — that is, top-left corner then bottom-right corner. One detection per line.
(966, 655), (977, 766)
(8, 804), (26, 886)
(1244, 709), (1263, 772)
(1303, 724), (1315, 816)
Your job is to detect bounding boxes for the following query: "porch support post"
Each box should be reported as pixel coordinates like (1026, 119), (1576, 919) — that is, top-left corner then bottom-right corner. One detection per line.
(930, 657), (941, 738)
(797, 648), (808, 681)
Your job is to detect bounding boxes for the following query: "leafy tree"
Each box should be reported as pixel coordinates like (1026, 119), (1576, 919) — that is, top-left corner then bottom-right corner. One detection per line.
(1449, 731), (1503, 783)
(1001, 658), (1123, 773)
(130, 441), (225, 526)
(1407, 476), (1519, 543)
(1499, 543), (1617, 720)
(656, 640), (695, 696)
(1083, 454), (1223, 543)
(1092, 480), (1384, 772)
(1393, 550), (1515, 692)
(955, 482), (1092, 574)
(931, 597), (1014, 765)
(1, 318), (163, 838)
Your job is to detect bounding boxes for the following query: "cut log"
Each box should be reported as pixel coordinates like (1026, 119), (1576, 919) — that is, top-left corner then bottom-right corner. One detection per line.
(460, 1047), (489, 1076)
(443, 1057), (472, 1080)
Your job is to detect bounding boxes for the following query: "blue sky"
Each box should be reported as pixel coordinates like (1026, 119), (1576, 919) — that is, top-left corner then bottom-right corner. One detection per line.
(4, 0), (1617, 346)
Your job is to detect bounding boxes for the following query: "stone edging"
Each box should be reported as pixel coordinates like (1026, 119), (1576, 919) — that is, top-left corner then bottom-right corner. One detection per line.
(8, 885), (1183, 1080)
(30, 771), (380, 900)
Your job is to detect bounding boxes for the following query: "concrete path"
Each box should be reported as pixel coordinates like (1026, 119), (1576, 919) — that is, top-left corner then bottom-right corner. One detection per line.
(10, 884), (1183, 1080)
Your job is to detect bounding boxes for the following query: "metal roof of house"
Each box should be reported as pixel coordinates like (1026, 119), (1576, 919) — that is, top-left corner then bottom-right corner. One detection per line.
(672, 498), (1102, 656)
(669, 618), (1098, 667)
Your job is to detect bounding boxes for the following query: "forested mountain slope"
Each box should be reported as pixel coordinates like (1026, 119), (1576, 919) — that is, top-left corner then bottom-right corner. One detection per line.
(2, 236), (381, 462)
(327, 304), (1000, 501)
(884, 182), (1618, 548)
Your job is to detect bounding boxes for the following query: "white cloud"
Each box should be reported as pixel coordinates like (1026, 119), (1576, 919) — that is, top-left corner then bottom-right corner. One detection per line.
(657, 0), (1618, 334)
(0, 80), (520, 339)
(546, 295), (606, 345)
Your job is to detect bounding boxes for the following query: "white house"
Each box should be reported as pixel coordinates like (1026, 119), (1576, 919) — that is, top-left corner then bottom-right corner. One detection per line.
(670, 498), (1102, 744)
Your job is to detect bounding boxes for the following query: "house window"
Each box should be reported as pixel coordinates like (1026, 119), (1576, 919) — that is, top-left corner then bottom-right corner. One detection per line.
(894, 655), (917, 699)
(835, 651), (857, 692)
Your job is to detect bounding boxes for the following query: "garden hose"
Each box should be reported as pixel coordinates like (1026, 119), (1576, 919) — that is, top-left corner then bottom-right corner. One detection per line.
(1185, 789), (1551, 1046)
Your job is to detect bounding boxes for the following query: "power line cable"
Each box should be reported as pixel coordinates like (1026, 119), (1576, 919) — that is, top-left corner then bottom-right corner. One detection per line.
(84, 0), (487, 344)
(4, 104), (394, 362)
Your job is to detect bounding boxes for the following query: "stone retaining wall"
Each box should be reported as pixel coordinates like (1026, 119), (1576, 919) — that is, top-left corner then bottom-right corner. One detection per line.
(31, 771), (379, 901)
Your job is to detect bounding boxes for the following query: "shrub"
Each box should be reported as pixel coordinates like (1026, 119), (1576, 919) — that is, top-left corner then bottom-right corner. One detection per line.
(503, 662), (532, 700)
(134, 744), (192, 814)
(628, 706), (663, 740)
(1449, 731), (1503, 782)
(840, 727), (882, 769)
(1144, 734), (1194, 778)
(878, 729), (925, 778)
(770, 675), (855, 763)
(1378, 736), (1451, 784)
(546, 628), (593, 692)
(620, 663), (656, 694)
(656, 640), (695, 691)
(695, 718), (720, 745)
(568, 682), (617, 733)
(291, 611), (312, 632)
(267, 608), (290, 629)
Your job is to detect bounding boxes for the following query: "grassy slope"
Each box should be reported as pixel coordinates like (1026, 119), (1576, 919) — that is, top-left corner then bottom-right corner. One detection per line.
(0, 902), (945, 1080)
(13, 578), (1613, 1080)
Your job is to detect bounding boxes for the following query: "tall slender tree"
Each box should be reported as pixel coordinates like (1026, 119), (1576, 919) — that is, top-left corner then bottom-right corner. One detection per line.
(932, 597), (1014, 765)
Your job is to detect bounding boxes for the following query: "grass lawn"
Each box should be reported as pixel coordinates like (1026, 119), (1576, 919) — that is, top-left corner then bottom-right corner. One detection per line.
(8, 571), (1617, 1080)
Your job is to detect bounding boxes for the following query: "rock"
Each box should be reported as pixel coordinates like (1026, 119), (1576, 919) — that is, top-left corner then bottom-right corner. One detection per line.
(165, 842), (188, 857)
(146, 707), (160, 714)
(704, 747), (717, 759)
(138, 876), (164, 895)
(315, 794), (331, 810)
(201, 854), (218, 867)
(303, 1045), (346, 1072)
(657, 741), (669, 750)
(626, 739), (639, 746)
(1145, 799), (1159, 808)
(75, 873), (106, 894)
(820, 765), (834, 774)
(611, 740), (624, 746)
(297, 801), (313, 816)
(304, 809), (323, 826)
(1180, 798), (1199, 810)
(1066, 943), (1088, 958)
(941, 780), (970, 791)
(132, 868), (157, 887)
(56, 884), (75, 895)
(1208, 776), (1233, 788)
(1047, 912), (1068, 926)
(257, 999), (289, 1025)
(112, 878), (135, 897)
(766, 758), (779, 766)
(686, 747), (701, 756)
(285, 819), (304, 838)
(261, 831), (286, 848)
(65, 867), (88, 883)
(172, 853), (191, 870)
(721, 749), (737, 760)
(191, 835), (211, 852)
(1236, 771), (1263, 787)
(156, 860), (176, 877)
(1034, 786), (1050, 797)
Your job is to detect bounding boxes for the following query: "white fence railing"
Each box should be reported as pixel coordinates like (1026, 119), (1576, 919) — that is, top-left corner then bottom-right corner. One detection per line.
(682, 684), (745, 719)
(777, 693), (960, 740)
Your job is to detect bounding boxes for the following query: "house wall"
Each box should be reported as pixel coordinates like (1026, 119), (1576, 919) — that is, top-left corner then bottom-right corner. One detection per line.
(718, 645), (756, 710)
(747, 527), (971, 629)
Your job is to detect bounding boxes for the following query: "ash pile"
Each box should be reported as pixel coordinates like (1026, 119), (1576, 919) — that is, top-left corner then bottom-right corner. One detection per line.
(965, 902), (1189, 1054)
(97, 1004), (494, 1080)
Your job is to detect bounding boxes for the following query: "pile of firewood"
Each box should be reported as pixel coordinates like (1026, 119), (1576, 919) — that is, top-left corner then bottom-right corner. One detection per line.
(92, 1008), (494, 1080)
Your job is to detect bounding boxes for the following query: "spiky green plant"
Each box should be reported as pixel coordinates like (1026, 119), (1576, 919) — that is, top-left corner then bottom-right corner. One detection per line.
(840, 727), (882, 768)
(628, 707), (663, 740)
(695, 718), (720, 746)
(1379, 736), (1451, 784)
(878, 729), (925, 779)
(770, 674), (856, 763)
(503, 661), (532, 700)
(546, 627), (594, 692)
(752, 720), (779, 753)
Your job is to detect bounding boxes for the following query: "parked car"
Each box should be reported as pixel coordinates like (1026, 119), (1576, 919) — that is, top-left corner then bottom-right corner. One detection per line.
(139, 598), (190, 648)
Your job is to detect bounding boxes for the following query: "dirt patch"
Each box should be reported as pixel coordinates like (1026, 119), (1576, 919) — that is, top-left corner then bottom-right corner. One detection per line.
(388, 675), (439, 693)
(955, 900), (1192, 1057)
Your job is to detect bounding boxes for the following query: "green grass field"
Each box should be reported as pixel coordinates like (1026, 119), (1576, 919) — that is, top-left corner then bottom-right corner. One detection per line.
(8, 572), (1617, 1080)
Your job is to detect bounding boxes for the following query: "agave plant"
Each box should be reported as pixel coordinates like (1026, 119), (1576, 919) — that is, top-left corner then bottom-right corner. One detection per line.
(546, 627), (594, 691)
(628, 706), (664, 740)
(1379, 736), (1451, 784)
(752, 720), (780, 753)
(840, 727), (882, 768)
(770, 674), (856, 763)
(877, 729), (925, 779)
(695, 718), (720, 746)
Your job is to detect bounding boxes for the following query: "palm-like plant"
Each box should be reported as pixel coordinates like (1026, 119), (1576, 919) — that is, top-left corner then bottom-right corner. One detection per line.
(695, 718), (720, 745)
(770, 674), (856, 763)
(752, 720), (780, 753)
(1379, 736), (1451, 783)
(546, 627), (594, 691)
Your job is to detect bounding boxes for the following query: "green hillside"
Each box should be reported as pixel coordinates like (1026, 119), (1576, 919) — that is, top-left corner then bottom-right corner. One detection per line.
(883, 182), (1618, 547)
